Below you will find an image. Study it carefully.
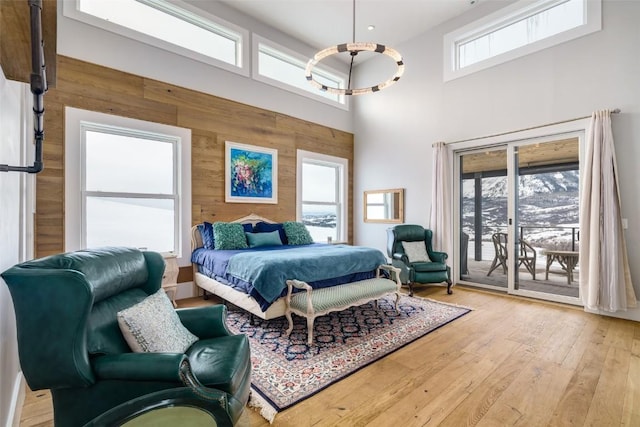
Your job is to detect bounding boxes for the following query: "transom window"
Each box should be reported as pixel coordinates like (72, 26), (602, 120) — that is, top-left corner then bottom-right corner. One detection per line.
(65, 108), (192, 264)
(444, 0), (601, 81)
(67, 0), (246, 71)
(297, 150), (348, 242)
(459, 0), (584, 69)
(253, 36), (348, 109)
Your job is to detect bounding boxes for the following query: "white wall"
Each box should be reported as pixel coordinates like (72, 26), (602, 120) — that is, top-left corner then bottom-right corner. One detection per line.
(57, 0), (353, 133)
(0, 68), (31, 427)
(353, 0), (640, 300)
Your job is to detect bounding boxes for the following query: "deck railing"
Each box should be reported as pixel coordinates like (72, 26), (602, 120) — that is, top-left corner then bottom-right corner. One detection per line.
(465, 225), (579, 261)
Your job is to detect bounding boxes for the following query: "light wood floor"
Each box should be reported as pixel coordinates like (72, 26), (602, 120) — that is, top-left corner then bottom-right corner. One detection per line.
(20, 286), (640, 426)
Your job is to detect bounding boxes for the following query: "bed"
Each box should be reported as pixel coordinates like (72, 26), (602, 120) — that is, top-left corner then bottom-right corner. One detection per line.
(190, 214), (388, 320)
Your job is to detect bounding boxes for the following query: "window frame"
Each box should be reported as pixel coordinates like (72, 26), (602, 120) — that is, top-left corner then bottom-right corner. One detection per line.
(443, 0), (602, 82)
(65, 107), (192, 266)
(296, 150), (349, 243)
(253, 34), (349, 110)
(63, 0), (250, 76)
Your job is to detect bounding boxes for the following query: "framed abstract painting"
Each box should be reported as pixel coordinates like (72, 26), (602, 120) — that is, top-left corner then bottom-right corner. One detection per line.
(225, 141), (278, 204)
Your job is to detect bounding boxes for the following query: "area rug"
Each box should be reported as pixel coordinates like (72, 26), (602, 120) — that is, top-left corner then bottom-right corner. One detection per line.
(225, 295), (471, 423)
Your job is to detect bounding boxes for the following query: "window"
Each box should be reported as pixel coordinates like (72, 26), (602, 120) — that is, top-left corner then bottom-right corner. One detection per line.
(297, 150), (348, 243)
(444, 0), (601, 81)
(65, 107), (191, 265)
(65, 0), (248, 73)
(253, 35), (348, 109)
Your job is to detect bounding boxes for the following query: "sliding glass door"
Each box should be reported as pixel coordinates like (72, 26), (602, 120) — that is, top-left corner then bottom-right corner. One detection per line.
(459, 147), (509, 290)
(457, 135), (582, 305)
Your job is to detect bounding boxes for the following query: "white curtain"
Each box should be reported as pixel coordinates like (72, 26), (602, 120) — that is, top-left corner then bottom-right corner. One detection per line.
(580, 110), (637, 312)
(429, 142), (452, 264)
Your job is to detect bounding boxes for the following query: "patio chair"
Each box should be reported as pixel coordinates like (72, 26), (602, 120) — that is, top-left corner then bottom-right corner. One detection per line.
(487, 233), (537, 280)
(518, 239), (537, 280)
(487, 232), (508, 276)
(460, 232), (469, 277)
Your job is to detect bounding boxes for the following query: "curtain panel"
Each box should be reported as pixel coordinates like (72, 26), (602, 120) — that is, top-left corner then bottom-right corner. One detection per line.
(579, 110), (636, 312)
(429, 142), (452, 265)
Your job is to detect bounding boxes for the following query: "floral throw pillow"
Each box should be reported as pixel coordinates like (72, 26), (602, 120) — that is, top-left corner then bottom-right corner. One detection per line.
(213, 222), (249, 250)
(401, 241), (430, 263)
(283, 221), (314, 245)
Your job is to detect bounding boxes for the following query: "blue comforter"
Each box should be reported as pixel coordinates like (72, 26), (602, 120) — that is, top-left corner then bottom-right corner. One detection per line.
(191, 244), (387, 309)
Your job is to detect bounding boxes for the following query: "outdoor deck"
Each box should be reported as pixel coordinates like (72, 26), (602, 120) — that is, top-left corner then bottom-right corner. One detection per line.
(461, 241), (579, 298)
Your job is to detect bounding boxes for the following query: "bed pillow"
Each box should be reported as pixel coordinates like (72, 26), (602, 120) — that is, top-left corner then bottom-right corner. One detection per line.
(401, 241), (430, 263)
(117, 289), (198, 353)
(253, 221), (287, 245)
(283, 221), (314, 245)
(246, 230), (283, 248)
(213, 222), (249, 250)
(197, 222), (215, 249)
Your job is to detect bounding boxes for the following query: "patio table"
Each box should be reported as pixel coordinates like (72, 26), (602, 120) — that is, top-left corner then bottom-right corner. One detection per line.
(543, 250), (579, 284)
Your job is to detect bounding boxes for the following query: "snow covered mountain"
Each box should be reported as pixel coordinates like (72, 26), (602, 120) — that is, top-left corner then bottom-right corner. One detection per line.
(462, 170), (579, 250)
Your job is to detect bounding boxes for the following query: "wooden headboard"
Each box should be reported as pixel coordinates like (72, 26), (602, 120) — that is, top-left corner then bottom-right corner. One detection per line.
(190, 213), (278, 251)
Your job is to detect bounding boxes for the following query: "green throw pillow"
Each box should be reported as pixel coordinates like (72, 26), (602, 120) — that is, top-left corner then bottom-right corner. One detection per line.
(283, 221), (314, 245)
(246, 230), (283, 248)
(213, 222), (248, 250)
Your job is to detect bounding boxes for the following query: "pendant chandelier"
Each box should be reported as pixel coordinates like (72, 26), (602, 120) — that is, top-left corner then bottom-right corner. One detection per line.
(305, 0), (405, 96)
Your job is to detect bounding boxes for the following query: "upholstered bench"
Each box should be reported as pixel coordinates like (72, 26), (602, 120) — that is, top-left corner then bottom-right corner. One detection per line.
(285, 264), (402, 344)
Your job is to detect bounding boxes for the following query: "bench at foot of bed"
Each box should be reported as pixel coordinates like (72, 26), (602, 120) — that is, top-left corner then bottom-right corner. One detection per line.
(285, 264), (402, 344)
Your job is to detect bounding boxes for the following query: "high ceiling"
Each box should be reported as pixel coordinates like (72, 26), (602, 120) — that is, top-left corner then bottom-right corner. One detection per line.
(219, 0), (476, 52)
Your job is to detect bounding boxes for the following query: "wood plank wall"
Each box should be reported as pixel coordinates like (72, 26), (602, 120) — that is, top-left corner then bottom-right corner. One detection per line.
(37, 56), (354, 281)
(0, 0), (57, 87)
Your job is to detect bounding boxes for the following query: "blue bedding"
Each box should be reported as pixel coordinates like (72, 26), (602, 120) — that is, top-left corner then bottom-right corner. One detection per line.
(191, 244), (387, 310)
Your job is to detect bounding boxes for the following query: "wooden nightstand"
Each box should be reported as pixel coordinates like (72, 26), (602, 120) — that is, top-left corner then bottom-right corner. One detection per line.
(162, 254), (179, 308)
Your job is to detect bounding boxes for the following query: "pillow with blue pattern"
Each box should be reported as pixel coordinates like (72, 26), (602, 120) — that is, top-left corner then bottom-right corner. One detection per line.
(213, 222), (249, 250)
(283, 221), (314, 245)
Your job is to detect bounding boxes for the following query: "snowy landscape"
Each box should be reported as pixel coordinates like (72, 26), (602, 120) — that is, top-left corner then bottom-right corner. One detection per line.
(302, 212), (337, 242)
(462, 170), (580, 251)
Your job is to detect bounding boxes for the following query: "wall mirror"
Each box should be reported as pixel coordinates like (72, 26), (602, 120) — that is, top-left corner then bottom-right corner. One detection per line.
(364, 188), (404, 223)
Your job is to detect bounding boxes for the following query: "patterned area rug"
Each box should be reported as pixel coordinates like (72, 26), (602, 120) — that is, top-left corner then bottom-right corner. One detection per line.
(225, 296), (471, 422)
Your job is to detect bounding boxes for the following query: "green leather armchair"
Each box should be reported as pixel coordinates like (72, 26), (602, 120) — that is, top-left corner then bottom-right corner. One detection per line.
(1, 247), (251, 427)
(387, 224), (453, 296)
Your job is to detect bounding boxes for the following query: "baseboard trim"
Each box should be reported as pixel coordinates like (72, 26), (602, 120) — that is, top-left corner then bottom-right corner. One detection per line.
(585, 300), (640, 322)
(6, 372), (25, 427)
